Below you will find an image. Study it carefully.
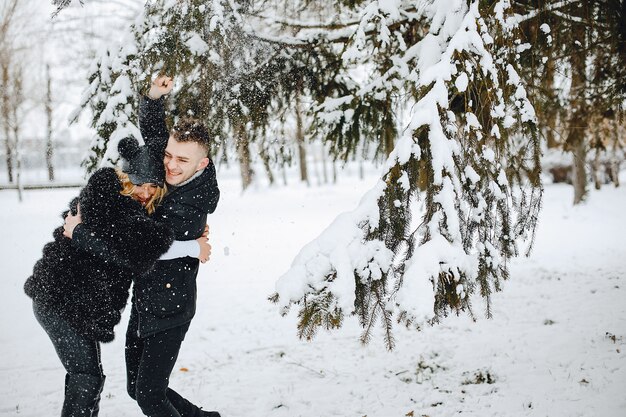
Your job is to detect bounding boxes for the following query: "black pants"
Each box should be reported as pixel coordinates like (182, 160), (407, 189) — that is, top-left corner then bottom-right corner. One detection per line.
(33, 302), (105, 417)
(125, 308), (203, 417)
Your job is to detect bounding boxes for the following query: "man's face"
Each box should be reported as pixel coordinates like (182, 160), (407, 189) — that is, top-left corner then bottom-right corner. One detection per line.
(163, 137), (209, 185)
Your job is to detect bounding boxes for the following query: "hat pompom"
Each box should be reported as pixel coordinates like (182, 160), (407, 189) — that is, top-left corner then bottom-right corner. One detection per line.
(118, 137), (140, 161)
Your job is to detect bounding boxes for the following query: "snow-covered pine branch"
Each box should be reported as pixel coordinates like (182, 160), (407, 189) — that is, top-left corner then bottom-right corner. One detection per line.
(74, 0), (297, 184)
(74, 0), (242, 172)
(273, 0), (542, 350)
(76, 30), (143, 172)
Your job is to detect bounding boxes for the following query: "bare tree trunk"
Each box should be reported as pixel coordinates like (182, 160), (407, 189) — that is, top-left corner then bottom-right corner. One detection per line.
(592, 147), (601, 190)
(14, 126), (22, 202)
(1, 62), (14, 183)
(321, 142), (328, 184)
(610, 159), (620, 187)
(566, 21), (589, 205)
(235, 122), (254, 190)
(12, 66), (23, 201)
(570, 139), (588, 203)
(259, 143), (274, 185)
(610, 117), (621, 187)
(544, 58), (560, 149)
(295, 90), (309, 184)
(3, 137), (12, 182)
(383, 93), (395, 157)
(45, 64), (54, 181)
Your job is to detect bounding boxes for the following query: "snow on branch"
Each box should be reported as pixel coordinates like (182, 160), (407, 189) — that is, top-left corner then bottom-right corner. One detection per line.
(74, 0), (246, 171)
(503, 0), (582, 27)
(273, 0), (542, 349)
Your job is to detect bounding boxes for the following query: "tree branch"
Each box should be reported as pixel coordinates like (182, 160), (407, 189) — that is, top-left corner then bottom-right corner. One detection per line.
(508, 0), (582, 25)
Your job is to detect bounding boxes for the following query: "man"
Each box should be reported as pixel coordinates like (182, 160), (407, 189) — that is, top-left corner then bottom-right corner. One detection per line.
(125, 75), (221, 417)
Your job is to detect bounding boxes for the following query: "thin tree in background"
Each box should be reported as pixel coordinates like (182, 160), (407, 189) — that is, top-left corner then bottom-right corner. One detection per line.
(0, 0), (19, 184)
(564, 4), (589, 204)
(236, 122), (255, 189)
(45, 63), (55, 181)
(295, 88), (309, 184)
(12, 64), (23, 201)
(0, 0), (31, 189)
(1, 61), (13, 183)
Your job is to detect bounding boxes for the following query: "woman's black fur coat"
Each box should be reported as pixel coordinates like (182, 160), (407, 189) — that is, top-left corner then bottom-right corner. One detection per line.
(24, 168), (174, 342)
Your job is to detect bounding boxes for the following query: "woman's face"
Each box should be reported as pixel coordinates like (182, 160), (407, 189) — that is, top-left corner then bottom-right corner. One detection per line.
(131, 183), (158, 206)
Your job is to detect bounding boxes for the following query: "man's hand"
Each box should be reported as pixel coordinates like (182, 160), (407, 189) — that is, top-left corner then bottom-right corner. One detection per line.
(196, 236), (212, 264)
(63, 204), (82, 239)
(148, 75), (174, 100)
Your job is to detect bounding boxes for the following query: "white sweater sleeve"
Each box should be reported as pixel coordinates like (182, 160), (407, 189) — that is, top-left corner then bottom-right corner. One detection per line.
(159, 240), (199, 260)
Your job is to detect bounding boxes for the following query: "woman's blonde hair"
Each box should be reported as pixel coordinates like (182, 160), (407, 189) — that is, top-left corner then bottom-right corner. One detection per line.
(116, 169), (166, 214)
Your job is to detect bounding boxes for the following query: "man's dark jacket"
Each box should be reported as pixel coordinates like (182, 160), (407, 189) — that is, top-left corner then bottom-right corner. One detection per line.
(133, 96), (220, 337)
(24, 168), (175, 342)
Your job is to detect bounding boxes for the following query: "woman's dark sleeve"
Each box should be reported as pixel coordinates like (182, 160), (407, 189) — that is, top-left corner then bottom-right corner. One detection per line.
(71, 218), (175, 271)
(71, 224), (136, 269)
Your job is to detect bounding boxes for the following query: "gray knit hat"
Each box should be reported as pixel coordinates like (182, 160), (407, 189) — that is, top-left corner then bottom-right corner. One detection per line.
(118, 137), (165, 187)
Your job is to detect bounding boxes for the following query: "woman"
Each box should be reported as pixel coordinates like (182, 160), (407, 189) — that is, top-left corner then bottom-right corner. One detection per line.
(24, 136), (208, 417)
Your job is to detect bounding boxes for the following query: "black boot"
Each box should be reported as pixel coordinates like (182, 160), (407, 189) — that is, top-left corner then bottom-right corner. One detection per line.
(90, 374), (105, 417)
(201, 412), (221, 417)
(61, 373), (105, 417)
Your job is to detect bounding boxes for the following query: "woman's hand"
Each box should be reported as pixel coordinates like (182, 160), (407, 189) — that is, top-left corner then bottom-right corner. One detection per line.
(148, 75), (174, 100)
(63, 204), (82, 239)
(196, 235), (212, 264)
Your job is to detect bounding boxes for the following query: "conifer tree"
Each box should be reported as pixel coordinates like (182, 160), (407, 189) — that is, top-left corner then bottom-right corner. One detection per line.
(272, 0), (542, 349)
(74, 0), (545, 348)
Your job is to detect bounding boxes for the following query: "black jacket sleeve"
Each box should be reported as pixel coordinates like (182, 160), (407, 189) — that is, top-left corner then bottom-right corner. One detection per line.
(71, 224), (136, 269)
(202, 163), (220, 215)
(71, 216), (175, 272)
(139, 95), (169, 157)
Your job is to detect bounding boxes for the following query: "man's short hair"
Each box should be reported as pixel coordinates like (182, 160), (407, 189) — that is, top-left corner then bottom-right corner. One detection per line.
(171, 118), (211, 156)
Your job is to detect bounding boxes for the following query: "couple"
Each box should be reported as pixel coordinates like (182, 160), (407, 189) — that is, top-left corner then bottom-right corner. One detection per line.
(24, 76), (221, 417)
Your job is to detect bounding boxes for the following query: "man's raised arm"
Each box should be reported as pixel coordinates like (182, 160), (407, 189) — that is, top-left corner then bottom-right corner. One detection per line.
(140, 75), (173, 155)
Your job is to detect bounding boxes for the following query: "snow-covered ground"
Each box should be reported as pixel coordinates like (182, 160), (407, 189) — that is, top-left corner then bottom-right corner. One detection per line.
(1, 171), (625, 417)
